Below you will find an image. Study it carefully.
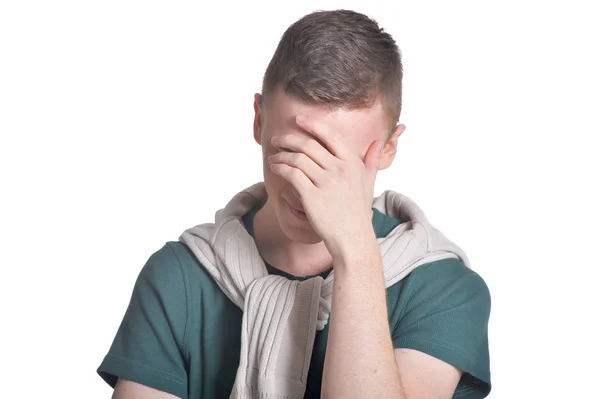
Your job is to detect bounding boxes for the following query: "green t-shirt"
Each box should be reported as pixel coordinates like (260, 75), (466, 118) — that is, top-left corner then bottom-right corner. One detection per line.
(98, 207), (491, 398)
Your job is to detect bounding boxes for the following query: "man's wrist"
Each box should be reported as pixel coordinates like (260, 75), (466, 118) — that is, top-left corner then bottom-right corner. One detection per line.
(329, 230), (380, 271)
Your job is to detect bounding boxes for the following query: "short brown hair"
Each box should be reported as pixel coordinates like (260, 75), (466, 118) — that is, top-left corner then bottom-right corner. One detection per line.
(261, 9), (403, 132)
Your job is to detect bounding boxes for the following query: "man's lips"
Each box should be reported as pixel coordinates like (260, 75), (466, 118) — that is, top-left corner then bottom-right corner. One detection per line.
(286, 199), (305, 213)
(290, 203), (305, 213)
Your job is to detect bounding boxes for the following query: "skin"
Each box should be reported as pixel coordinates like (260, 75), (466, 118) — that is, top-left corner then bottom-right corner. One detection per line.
(251, 87), (401, 276)
(112, 86), (462, 399)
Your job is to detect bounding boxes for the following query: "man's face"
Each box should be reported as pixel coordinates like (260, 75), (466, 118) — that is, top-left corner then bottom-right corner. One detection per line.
(253, 86), (403, 243)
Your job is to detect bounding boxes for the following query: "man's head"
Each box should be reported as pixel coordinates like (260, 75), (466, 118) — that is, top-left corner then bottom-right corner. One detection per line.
(253, 9), (406, 243)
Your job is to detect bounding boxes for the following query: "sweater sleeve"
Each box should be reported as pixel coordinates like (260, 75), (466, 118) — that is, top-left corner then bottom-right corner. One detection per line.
(388, 258), (492, 399)
(97, 244), (190, 399)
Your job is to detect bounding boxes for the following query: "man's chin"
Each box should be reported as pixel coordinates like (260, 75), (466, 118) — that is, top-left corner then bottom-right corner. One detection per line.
(277, 208), (322, 244)
(282, 228), (323, 245)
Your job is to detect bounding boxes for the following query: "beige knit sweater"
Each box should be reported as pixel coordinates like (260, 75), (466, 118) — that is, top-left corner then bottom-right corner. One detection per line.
(180, 182), (469, 399)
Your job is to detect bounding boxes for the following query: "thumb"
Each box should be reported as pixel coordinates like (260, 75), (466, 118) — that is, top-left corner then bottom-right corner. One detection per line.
(364, 140), (383, 174)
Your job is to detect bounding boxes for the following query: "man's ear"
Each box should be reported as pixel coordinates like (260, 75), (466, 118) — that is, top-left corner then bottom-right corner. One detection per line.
(378, 124), (406, 170)
(253, 93), (263, 145)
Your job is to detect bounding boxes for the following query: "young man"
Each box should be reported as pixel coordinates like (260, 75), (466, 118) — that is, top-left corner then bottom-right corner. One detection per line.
(98, 9), (491, 399)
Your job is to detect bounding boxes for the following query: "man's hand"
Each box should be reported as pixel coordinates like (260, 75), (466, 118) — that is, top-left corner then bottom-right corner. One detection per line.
(267, 114), (384, 260)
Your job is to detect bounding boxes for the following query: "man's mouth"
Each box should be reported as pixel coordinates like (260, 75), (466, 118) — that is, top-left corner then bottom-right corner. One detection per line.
(291, 204), (304, 212)
(286, 200), (307, 218)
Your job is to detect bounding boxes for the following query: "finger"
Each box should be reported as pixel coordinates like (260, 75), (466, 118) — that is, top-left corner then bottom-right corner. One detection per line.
(268, 151), (326, 186)
(364, 140), (383, 176)
(269, 163), (315, 198)
(271, 134), (335, 170)
(295, 115), (352, 161)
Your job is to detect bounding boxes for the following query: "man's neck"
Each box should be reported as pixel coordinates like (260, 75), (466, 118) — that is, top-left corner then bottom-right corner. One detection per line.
(253, 200), (334, 278)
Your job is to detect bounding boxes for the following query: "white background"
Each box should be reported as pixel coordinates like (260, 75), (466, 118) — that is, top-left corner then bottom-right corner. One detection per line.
(1, 1), (598, 398)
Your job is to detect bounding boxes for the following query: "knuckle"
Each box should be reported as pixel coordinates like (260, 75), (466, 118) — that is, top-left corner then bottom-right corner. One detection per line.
(335, 162), (347, 173)
(339, 165), (352, 179)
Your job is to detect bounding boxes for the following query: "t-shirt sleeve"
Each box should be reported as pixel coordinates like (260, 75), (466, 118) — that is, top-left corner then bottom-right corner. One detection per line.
(389, 257), (491, 398)
(97, 244), (190, 399)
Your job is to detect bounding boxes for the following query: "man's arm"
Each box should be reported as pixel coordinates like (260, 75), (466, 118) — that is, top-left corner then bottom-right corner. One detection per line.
(266, 114), (472, 397)
(97, 244), (189, 398)
(394, 349), (462, 398)
(112, 379), (180, 399)
(321, 236), (462, 399)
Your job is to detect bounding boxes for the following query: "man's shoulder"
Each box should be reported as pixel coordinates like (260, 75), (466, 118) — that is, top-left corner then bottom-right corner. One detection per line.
(139, 241), (224, 296)
(386, 257), (490, 321)
(389, 256), (487, 289)
(411, 257), (486, 285)
(159, 240), (199, 268)
(141, 241), (199, 275)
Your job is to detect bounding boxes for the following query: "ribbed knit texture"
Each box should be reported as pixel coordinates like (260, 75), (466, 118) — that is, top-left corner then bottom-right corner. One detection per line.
(180, 182), (470, 399)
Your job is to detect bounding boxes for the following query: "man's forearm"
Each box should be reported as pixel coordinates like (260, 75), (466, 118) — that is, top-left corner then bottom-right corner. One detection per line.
(321, 233), (405, 399)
